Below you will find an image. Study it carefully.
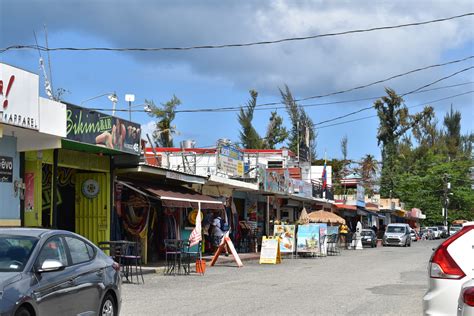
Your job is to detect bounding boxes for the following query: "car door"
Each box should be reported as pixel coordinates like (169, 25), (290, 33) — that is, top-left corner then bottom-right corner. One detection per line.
(31, 236), (76, 315)
(64, 236), (104, 314)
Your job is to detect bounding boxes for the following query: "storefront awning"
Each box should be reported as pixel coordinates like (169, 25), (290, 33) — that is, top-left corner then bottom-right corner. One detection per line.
(117, 181), (224, 210)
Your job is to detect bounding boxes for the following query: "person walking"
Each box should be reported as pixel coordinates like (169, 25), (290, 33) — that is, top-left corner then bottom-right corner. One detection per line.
(339, 223), (349, 248)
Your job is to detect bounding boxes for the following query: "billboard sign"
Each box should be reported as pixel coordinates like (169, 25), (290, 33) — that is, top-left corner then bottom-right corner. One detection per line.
(217, 144), (244, 177)
(66, 104), (141, 155)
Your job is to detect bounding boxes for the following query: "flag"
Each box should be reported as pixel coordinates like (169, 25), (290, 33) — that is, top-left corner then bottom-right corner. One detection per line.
(189, 209), (202, 247)
(322, 160), (327, 190)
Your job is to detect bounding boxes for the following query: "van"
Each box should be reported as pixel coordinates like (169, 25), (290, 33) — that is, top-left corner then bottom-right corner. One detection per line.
(383, 223), (411, 247)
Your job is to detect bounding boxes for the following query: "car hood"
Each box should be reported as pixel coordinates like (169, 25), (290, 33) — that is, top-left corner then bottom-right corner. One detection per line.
(0, 272), (22, 289)
(385, 233), (405, 237)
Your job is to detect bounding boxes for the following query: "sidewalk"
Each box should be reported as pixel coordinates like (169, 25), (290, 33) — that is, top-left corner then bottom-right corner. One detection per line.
(141, 252), (261, 274)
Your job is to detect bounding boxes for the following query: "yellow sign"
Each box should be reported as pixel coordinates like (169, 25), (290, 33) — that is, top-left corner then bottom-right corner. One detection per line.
(259, 236), (281, 264)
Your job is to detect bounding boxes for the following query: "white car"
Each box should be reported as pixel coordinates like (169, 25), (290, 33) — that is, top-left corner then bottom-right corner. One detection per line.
(423, 222), (474, 315)
(458, 279), (474, 315)
(428, 226), (441, 239)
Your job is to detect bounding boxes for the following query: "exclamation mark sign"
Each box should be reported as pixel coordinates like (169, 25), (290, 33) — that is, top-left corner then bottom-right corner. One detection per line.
(3, 75), (15, 110)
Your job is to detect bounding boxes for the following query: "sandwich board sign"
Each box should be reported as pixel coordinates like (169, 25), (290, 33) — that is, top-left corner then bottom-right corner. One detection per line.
(259, 236), (282, 264)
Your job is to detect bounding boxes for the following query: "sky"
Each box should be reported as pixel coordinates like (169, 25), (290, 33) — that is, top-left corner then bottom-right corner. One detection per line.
(1, 0), (473, 161)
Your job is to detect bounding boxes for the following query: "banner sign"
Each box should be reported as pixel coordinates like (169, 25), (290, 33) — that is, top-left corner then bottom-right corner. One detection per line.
(356, 184), (366, 208)
(263, 170), (287, 194)
(296, 224), (320, 253)
(217, 145), (244, 177)
(259, 236), (281, 264)
(0, 63), (39, 130)
(0, 156), (13, 183)
(24, 173), (35, 211)
(273, 225), (296, 253)
(289, 179), (313, 198)
(66, 104), (141, 155)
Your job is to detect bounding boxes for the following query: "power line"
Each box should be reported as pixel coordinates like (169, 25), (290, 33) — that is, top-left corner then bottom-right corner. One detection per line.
(2, 13), (472, 54)
(314, 90), (474, 130)
(313, 66), (474, 126)
(85, 56), (474, 114)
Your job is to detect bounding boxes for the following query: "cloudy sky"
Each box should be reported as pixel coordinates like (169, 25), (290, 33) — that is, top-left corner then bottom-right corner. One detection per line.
(1, 0), (473, 160)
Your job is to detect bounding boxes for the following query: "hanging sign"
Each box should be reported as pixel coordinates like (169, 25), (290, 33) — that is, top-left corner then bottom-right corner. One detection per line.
(66, 103), (141, 155)
(259, 236), (282, 264)
(0, 156), (13, 183)
(273, 225), (296, 253)
(24, 173), (35, 211)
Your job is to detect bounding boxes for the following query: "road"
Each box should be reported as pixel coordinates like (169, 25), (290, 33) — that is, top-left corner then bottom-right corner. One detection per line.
(121, 239), (440, 315)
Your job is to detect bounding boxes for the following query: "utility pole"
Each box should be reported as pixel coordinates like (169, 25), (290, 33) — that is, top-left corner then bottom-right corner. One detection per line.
(443, 173), (450, 236)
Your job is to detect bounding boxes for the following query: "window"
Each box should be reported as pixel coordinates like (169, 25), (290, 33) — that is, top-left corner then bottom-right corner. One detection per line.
(0, 235), (38, 272)
(65, 237), (93, 265)
(267, 160), (283, 168)
(37, 237), (68, 267)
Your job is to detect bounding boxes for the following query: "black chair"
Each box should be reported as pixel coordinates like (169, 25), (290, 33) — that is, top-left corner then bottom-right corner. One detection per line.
(327, 234), (340, 256)
(181, 241), (200, 275)
(164, 239), (182, 275)
(120, 242), (144, 284)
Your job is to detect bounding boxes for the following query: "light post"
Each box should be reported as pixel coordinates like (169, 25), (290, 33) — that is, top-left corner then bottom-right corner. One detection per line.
(125, 94), (135, 121)
(108, 92), (118, 116)
(80, 92), (117, 110)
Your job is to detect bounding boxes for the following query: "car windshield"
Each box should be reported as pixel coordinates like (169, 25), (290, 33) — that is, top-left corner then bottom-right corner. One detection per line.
(387, 226), (405, 233)
(0, 235), (38, 272)
(361, 231), (372, 236)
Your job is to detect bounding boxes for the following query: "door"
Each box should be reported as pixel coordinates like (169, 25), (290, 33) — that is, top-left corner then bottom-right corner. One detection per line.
(64, 236), (104, 314)
(75, 173), (110, 245)
(33, 236), (76, 315)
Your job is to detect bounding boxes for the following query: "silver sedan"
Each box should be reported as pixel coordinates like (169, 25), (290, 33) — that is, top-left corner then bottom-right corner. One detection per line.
(0, 228), (121, 316)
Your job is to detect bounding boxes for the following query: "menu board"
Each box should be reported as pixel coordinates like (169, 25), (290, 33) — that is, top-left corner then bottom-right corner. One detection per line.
(259, 236), (281, 264)
(273, 225), (296, 253)
(297, 224), (320, 253)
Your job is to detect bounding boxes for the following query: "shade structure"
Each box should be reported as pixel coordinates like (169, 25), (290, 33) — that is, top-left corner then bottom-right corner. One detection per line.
(308, 210), (346, 225)
(298, 207), (310, 224)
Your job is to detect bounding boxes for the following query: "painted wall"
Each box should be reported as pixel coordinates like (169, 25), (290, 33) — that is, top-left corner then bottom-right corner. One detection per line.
(0, 135), (20, 223)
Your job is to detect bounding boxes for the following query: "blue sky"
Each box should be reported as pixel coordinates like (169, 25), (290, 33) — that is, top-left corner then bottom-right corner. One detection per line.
(1, 1), (473, 160)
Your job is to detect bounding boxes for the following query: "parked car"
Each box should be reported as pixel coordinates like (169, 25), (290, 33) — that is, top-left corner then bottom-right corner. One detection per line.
(420, 228), (435, 240)
(458, 279), (474, 316)
(423, 222), (474, 315)
(450, 225), (462, 236)
(361, 229), (377, 248)
(382, 223), (411, 247)
(410, 229), (418, 242)
(0, 228), (121, 316)
(428, 226), (441, 239)
(438, 226), (449, 238)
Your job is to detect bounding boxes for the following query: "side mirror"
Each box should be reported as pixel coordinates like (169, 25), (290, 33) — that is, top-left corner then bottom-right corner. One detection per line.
(37, 259), (65, 273)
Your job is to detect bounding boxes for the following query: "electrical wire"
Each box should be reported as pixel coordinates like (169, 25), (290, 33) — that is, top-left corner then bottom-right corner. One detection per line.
(84, 56), (474, 114)
(2, 13), (472, 54)
(313, 66), (474, 126)
(314, 90), (474, 130)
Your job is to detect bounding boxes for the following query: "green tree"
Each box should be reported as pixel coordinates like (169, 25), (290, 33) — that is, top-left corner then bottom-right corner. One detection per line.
(238, 90), (264, 149)
(359, 154), (378, 196)
(280, 85), (316, 159)
(264, 111), (288, 149)
(443, 105), (462, 160)
(145, 95), (181, 147)
(374, 88), (432, 197)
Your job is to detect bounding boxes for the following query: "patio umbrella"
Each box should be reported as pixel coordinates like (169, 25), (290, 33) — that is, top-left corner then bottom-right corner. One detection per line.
(298, 207), (310, 225)
(308, 210), (346, 225)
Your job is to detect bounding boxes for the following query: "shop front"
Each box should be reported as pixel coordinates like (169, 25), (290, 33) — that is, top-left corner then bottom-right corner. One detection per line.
(0, 63), (66, 227)
(23, 103), (141, 245)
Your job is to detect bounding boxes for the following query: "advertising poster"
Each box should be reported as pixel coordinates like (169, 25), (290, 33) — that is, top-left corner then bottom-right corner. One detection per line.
(319, 223), (328, 255)
(217, 145), (244, 177)
(296, 224), (320, 253)
(66, 104), (141, 155)
(24, 173), (35, 211)
(259, 237), (281, 264)
(273, 225), (296, 253)
(0, 156), (13, 183)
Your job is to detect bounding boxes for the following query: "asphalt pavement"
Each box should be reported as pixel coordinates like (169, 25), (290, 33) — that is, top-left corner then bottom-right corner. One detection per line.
(121, 239), (440, 315)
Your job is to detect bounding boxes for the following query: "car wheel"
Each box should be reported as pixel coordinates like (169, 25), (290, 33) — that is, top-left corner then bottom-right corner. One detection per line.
(100, 293), (117, 316)
(15, 306), (31, 316)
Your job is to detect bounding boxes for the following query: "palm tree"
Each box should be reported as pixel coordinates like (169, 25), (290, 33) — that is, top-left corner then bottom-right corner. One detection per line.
(238, 90), (263, 149)
(145, 95), (181, 147)
(360, 154), (378, 196)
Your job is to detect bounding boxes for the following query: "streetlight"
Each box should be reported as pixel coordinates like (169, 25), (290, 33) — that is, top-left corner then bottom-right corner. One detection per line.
(107, 92), (118, 116)
(125, 94), (135, 121)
